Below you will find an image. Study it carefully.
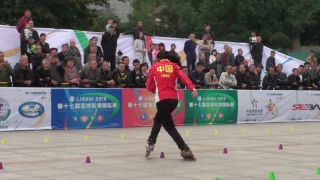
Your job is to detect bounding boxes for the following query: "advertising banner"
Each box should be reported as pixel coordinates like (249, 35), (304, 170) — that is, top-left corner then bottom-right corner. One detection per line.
(237, 90), (295, 123)
(184, 90), (238, 125)
(51, 88), (122, 129)
(122, 89), (185, 127)
(0, 88), (51, 131)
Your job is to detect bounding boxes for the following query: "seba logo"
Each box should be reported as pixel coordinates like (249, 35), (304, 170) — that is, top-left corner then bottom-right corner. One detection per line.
(292, 104), (320, 110)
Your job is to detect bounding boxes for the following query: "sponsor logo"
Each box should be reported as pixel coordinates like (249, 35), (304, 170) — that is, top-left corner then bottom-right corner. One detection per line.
(0, 98), (11, 122)
(251, 98), (258, 108)
(292, 104), (320, 110)
(18, 102), (44, 118)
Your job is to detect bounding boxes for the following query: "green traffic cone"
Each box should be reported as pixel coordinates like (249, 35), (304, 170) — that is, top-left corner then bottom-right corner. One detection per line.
(269, 172), (275, 180)
(316, 167), (320, 175)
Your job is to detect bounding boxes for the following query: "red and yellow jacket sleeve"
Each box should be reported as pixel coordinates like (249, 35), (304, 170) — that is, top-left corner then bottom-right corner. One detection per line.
(146, 67), (156, 93)
(174, 63), (195, 92)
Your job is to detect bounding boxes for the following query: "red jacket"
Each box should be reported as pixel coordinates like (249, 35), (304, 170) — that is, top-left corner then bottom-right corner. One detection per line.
(146, 59), (195, 102)
(17, 16), (32, 39)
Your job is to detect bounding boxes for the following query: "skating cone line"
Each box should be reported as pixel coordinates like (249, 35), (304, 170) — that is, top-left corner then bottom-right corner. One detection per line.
(44, 137), (49, 143)
(267, 128), (271, 133)
(2, 139), (6, 145)
(279, 144), (283, 150)
(120, 134), (124, 139)
(269, 172), (275, 180)
(0, 162), (3, 170)
(215, 129), (219, 135)
(85, 136), (89, 141)
(241, 129), (245, 134)
(316, 167), (320, 175)
(290, 127), (294, 132)
(223, 148), (228, 154)
(160, 152), (165, 158)
(86, 156), (91, 163)
(186, 131), (189, 136)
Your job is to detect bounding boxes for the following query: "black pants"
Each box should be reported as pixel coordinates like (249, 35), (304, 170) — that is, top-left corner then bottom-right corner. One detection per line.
(148, 99), (186, 151)
(103, 50), (116, 72)
(20, 39), (27, 55)
(187, 56), (196, 72)
(253, 56), (262, 66)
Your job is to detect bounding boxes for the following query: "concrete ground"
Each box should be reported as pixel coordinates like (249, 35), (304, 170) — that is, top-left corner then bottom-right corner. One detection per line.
(0, 122), (320, 180)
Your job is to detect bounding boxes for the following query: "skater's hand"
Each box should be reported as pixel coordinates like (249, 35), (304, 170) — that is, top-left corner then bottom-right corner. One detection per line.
(191, 89), (198, 98)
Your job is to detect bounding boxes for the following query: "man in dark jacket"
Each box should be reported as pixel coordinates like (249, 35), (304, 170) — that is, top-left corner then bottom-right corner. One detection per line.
(37, 33), (50, 54)
(235, 64), (249, 89)
(98, 61), (115, 88)
(234, 49), (244, 67)
(58, 43), (70, 64)
(131, 59), (140, 83)
(123, 21), (152, 40)
(101, 25), (118, 72)
(298, 65), (310, 89)
(34, 58), (55, 87)
(49, 53), (64, 85)
(80, 60), (100, 88)
(84, 37), (103, 58)
(184, 33), (197, 72)
(275, 63), (287, 89)
(210, 54), (224, 79)
(262, 66), (277, 90)
(251, 36), (263, 66)
(198, 53), (210, 72)
(189, 62), (205, 89)
(30, 45), (45, 71)
(247, 64), (260, 89)
(288, 68), (300, 90)
(266, 51), (276, 72)
(13, 55), (34, 87)
(29, 21), (39, 44)
(113, 62), (133, 88)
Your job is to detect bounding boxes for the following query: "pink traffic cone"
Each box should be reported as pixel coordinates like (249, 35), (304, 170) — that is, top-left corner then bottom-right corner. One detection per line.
(223, 148), (228, 154)
(279, 144), (283, 150)
(160, 152), (165, 158)
(0, 162), (3, 169)
(85, 156), (91, 163)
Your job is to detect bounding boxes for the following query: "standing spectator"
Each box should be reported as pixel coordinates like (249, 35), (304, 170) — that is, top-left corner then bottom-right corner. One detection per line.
(69, 39), (83, 71)
(113, 62), (133, 88)
(113, 20), (120, 38)
(209, 49), (217, 64)
(30, 45), (45, 71)
(219, 65), (237, 89)
(64, 58), (80, 87)
(177, 66), (189, 89)
(131, 59), (141, 82)
(203, 24), (215, 45)
(0, 54), (14, 87)
(49, 53), (64, 86)
(251, 36), (263, 66)
(98, 61), (115, 88)
(275, 64), (287, 89)
(105, 18), (113, 33)
(37, 33), (50, 54)
(148, 44), (155, 64)
(34, 58), (55, 87)
(80, 60), (100, 88)
(170, 44), (179, 58)
(221, 44), (234, 67)
(266, 51), (276, 72)
(159, 43), (166, 52)
(23, 23), (33, 54)
(152, 44), (160, 63)
(235, 64), (249, 89)
(204, 67), (219, 89)
(306, 50), (318, 68)
(28, 21), (39, 53)
(184, 33), (197, 72)
(13, 55), (34, 87)
(134, 32), (146, 63)
(287, 68), (300, 90)
(249, 30), (258, 49)
(209, 54), (224, 79)
(311, 65), (320, 89)
(198, 34), (213, 62)
(123, 21), (152, 40)
(189, 62), (205, 89)
(198, 53), (210, 72)
(101, 25), (118, 72)
(58, 43), (70, 64)
(262, 66), (277, 90)
(17, 9), (32, 55)
(135, 62), (148, 88)
(304, 62), (317, 79)
(84, 37), (103, 58)
(256, 64), (264, 81)
(247, 64), (260, 89)
(298, 65), (310, 89)
(234, 48), (245, 67)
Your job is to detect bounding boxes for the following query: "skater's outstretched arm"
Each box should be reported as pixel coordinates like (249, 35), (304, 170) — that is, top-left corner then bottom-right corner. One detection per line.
(146, 67), (156, 94)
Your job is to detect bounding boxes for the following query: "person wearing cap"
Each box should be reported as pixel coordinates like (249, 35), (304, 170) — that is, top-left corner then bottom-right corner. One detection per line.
(266, 51), (276, 72)
(83, 37), (103, 58)
(37, 33), (50, 54)
(101, 24), (118, 72)
(251, 36), (263, 66)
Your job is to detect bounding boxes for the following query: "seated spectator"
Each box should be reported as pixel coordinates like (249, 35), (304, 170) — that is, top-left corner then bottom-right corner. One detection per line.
(69, 39), (83, 71)
(131, 59), (140, 81)
(209, 53), (224, 79)
(37, 33), (50, 54)
(298, 65), (310, 89)
(50, 53), (64, 86)
(262, 66), (277, 90)
(0, 54), (14, 87)
(189, 62), (205, 89)
(199, 52), (210, 72)
(31, 45), (45, 71)
(209, 49), (217, 64)
(84, 46), (102, 66)
(235, 64), (249, 89)
(304, 62), (316, 80)
(311, 65), (320, 89)
(63, 58), (80, 87)
(204, 67), (219, 89)
(113, 62), (132, 88)
(34, 58), (57, 87)
(232, 65), (237, 75)
(80, 60), (100, 88)
(288, 68), (300, 90)
(58, 43), (70, 64)
(122, 56), (131, 73)
(48, 48), (58, 61)
(247, 64), (261, 89)
(234, 48), (244, 67)
(13, 55), (34, 87)
(98, 61), (115, 88)
(152, 44), (159, 63)
(275, 63), (287, 89)
(177, 66), (189, 89)
(135, 62), (148, 88)
(84, 37), (103, 58)
(266, 51), (276, 72)
(219, 65), (237, 89)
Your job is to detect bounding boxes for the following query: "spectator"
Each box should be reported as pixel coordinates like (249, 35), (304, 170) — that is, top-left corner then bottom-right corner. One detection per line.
(58, 43), (70, 64)
(204, 67), (219, 89)
(177, 66), (189, 89)
(256, 64), (264, 81)
(219, 65), (237, 89)
(247, 64), (260, 89)
(198, 34), (213, 62)
(116, 50), (123, 64)
(199, 52), (210, 72)
(152, 44), (160, 63)
(288, 68), (300, 90)
(203, 24), (215, 45)
(221, 44), (234, 67)
(69, 39), (83, 71)
(228, 47), (235, 62)
(266, 51), (276, 72)
(101, 25), (118, 72)
(122, 56), (131, 73)
(170, 44), (179, 58)
(209, 49), (217, 64)
(234, 49), (244, 67)
(262, 66), (277, 90)
(298, 65), (310, 88)
(189, 62), (205, 89)
(251, 36), (263, 66)
(235, 64), (249, 89)
(0, 53), (14, 87)
(0, 52), (3, 63)
(113, 20), (120, 38)
(48, 48), (58, 61)
(209, 53), (224, 79)
(232, 65), (238, 75)
(105, 18), (113, 33)
(123, 21), (152, 40)
(306, 50), (318, 68)
(275, 63), (287, 89)
(159, 43), (166, 52)
(311, 65), (320, 89)
(17, 9), (32, 55)
(13, 55), (34, 87)
(135, 62), (148, 88)
(49, 53), (64, 86)
(113, 62), (133, 88)
(23, 22), (33, 54)
(80, 60), (100, 88)
(30, 45), (45, 71)
(63, 58), (80, 87)
(34, 58), (55, 87)
(98, 61), (115, 88)
(304, 62), (317, 79)
(37, 33), (50, 54)
(148, 43), (155, 64)
(134, 32), (146, 63)
(184, 33), (197, 72)
(28, 21), (39, 53)
(84, 37), (103, 58)
(131, 59), (140, 82)
(249, 30), (257, 49)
